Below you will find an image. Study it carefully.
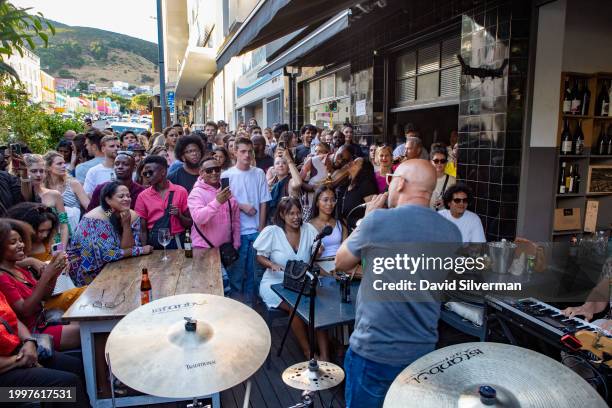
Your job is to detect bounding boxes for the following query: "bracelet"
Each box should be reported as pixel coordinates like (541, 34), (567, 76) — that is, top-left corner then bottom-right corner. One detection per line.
(57, 212), (69, 225)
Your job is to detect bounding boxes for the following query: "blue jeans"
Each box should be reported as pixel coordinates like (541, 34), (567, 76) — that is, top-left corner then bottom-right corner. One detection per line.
(227, 232), (259, 304)
(344, 347), (408, 408)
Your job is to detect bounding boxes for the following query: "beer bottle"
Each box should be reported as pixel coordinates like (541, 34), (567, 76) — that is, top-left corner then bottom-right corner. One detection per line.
(140, 268), (152, 305)
(184, 231), (193, 258)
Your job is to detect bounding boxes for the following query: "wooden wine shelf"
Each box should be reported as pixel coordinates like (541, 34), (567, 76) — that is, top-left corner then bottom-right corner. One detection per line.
(556, 193), (584, 198)
(562, 114), (591, 119)
(552, 229), (583, 236)
(594, 116), (612, 120)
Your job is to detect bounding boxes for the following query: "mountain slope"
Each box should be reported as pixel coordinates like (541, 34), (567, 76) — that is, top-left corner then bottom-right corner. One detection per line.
(32, 20), (159, 87)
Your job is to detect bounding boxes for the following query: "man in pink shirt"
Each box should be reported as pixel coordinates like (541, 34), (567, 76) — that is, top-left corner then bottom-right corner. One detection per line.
(135, 155), (192, 249)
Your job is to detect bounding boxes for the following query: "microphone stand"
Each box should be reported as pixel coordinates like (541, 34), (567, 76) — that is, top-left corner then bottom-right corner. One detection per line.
(277, 235), (325, 364)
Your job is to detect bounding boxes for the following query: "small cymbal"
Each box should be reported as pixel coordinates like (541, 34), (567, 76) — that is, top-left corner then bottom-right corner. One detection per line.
(105, 293), (271, 398)
(384, 342), (607, 408)
(282, 360), (345, 391)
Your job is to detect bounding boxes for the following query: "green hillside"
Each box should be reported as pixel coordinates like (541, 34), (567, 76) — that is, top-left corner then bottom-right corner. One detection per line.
(31, 20), (159, 86)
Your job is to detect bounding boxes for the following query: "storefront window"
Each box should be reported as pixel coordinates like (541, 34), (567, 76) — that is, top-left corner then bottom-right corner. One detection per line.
(394, 36), (460, 108)
(304, 67), (350, 129)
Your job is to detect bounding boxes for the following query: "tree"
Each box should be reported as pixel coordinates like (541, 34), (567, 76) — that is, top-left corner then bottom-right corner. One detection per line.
(77, 81), (88, 91)
(58, 69), (75, 79)
(89, 40), (108, 60)
(0, 83), (84, 153)
(0, 1), (55, 79)
(129, 94), (151, 112)
(141, 74), (154, 83)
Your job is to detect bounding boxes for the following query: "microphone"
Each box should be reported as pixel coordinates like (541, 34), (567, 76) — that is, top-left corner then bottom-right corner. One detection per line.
(314, 225), (334, 241)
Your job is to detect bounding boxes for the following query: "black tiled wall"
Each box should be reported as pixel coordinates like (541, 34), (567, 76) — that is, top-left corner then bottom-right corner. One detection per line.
(456, 1), (530, 241)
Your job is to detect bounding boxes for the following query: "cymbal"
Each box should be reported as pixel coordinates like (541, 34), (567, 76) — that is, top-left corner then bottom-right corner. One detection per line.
(384, 342), (607, 408)
(282, 360), (345, 391)
(105, 293), (271, 398)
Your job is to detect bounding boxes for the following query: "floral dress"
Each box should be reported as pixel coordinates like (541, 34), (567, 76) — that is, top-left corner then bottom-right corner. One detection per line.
(67, 217), (145, 286)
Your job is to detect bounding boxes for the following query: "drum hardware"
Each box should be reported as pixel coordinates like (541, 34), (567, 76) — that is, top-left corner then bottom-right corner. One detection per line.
(277, 227), (345, 405)
(287, 391), (314, 408)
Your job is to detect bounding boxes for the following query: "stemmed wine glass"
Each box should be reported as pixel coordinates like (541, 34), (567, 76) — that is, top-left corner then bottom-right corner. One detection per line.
(158, 228), (171, 261)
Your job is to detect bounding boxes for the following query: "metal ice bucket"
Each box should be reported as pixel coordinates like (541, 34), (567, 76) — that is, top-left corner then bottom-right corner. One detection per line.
(488, 240), (517, 274)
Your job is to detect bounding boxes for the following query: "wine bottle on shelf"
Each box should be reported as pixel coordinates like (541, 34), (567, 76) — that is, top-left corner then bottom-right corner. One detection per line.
(559, 161), (567, 194)
(560, 119), (573, 155)
(597, 125), (607, 155)
(608, 82), (612, 117)
(607, 124), (612, 155)
(597, 81), (610, 116)
(570, 80), (582, 115)
(573, 164), (580, 193)
(565, 164), (575, 193)
(562, 78), (572, 114)
(574, 120), (584, 155)
(580, 80), (590, 116)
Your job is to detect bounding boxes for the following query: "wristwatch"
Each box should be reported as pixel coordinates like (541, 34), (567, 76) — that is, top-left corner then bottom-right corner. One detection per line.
(23, 337), (38, 348)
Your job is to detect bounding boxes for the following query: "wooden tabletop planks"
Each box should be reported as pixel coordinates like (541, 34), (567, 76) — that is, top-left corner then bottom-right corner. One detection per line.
(64, 248), (222, 321)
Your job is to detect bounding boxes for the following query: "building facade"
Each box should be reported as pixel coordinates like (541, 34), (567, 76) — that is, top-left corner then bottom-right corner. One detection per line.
(6, 48), (42, 103)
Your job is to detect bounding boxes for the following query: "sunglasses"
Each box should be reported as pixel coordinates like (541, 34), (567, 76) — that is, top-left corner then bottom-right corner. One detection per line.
(385, 173), (403, 185)
(203, 166), (222, 174)
(452, 198), (469, 204)
(432, 159), (447, 164)
(142, 170), (154, 178)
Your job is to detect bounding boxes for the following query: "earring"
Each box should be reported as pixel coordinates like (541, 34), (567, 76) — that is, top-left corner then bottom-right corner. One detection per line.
(104, 208), (113, 217)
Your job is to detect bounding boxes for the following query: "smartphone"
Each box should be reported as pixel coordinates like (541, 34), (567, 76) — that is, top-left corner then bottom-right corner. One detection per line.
(51, 243), (64, 255)
(221, 177), (230, 190)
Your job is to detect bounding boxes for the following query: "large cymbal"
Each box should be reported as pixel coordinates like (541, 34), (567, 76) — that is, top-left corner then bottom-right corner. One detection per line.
(384, 342), (607, 408)
(282, 360), (345, 391)
(105, 293), (271, 398)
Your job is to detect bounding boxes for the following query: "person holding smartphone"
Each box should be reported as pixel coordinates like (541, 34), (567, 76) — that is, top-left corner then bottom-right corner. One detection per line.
(188, 156), (241, 294)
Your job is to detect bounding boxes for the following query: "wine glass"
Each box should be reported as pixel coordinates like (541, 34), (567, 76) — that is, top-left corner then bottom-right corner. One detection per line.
(158, 228), (171, 261)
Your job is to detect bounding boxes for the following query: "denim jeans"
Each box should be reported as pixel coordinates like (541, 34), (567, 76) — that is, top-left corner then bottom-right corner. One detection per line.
(227, 232), (259, 304)
(344, 347), (408, 408)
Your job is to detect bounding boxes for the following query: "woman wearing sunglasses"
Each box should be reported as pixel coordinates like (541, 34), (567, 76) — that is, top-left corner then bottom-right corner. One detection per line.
(438, 184), (486, 243)
(429, 144), (455, 210)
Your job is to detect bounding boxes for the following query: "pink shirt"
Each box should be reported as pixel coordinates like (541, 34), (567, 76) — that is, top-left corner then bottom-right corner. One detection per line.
(135, 181), (189, 235)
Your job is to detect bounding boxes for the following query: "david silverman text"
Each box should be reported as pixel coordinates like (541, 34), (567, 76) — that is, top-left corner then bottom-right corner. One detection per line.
(372, 279), (522, 291)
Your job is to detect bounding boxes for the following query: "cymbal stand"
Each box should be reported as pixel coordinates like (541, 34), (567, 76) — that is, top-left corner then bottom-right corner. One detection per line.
(288, 391), (314, 408)
(278, 235), (325, 360)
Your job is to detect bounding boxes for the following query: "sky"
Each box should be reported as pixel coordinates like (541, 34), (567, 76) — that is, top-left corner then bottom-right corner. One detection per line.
(12, 0), (158, 43)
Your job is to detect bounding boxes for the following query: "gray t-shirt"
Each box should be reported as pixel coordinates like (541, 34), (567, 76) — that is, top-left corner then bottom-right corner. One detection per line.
(346, 204), (462, 365)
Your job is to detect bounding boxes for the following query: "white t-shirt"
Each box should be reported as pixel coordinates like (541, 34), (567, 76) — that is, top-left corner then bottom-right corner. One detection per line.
(438, 209), (486, 243)
(83, 163), (115, 195)
(222, 166), (271, 235)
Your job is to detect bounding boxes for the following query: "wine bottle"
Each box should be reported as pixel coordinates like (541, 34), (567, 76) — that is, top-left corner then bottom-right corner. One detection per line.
(573, 164), (580, 193)
(565, 164), (574, 193)
(597, 81), (610, 116)
(184, 231), (192, 258)
(608, 81), (612, 117)
(570, 80), (581, 115)
(560, 119), (573, 155)
(574, 120), (584, 155)
(562, 78), (572, 114)
(607, 124), (612, 155)
(559, 161), (567, 194)
(581, 80), (590, 116)
(597, 125), (606, 155)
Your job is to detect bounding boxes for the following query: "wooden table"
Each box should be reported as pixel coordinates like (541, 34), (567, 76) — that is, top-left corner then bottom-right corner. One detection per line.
(64, 249), (223, 408)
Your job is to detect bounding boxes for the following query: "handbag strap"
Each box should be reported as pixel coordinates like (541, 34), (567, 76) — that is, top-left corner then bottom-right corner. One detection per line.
(441, 174), (450, 194)
(0, 266), (34, 288)
(193, 199), (233, 249)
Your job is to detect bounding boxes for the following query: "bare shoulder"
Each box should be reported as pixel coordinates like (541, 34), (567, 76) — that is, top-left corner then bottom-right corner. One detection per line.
(85, 207), (107, 221)
(129, 209), (140, 223)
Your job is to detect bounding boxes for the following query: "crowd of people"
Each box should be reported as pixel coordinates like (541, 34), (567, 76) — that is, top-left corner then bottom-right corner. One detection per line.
(0, 116), (479, 406)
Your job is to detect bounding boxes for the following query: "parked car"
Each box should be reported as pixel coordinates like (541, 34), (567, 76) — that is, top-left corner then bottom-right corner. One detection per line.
(109, 121), (150, 134)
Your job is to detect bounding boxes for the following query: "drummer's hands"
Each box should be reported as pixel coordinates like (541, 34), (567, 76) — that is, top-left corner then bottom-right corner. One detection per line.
(365, 193), (388, 216)
(562, 303), (595, 321)
(142, 245), (153, 255)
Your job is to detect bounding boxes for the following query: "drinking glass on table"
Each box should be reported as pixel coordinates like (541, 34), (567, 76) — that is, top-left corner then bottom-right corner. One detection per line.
(158, 228), (171, 261)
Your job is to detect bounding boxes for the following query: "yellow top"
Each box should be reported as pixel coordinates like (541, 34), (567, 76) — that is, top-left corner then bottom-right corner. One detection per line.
(445, 161), (456, 178)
